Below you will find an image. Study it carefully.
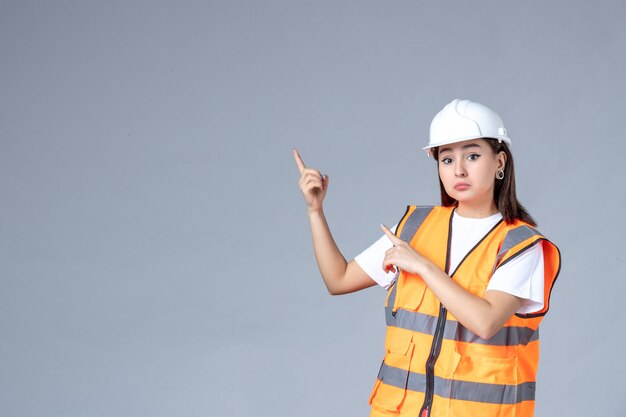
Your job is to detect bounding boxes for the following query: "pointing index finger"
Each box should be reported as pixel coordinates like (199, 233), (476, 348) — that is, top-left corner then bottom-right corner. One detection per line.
(293, 148), (306, 174)
(380, 224), (401, 245)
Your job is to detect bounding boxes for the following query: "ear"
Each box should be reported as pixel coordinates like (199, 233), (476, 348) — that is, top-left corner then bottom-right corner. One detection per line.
(497, 151), (507, 170)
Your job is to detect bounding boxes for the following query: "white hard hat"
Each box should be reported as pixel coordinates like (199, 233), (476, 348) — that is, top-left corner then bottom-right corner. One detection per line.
(423, 99), (511, 156)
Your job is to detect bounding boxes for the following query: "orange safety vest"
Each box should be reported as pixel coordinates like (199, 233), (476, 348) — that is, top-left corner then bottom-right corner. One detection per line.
(368, 206), (561, 417)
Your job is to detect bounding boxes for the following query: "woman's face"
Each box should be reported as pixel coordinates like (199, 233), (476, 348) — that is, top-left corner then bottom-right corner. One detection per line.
(437, 138), (506, 207)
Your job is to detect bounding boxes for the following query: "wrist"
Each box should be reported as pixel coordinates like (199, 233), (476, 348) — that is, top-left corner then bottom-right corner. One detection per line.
(416, 258), (436, 277)
(307, 206), (324, 215)
(307, 208), (325, 219)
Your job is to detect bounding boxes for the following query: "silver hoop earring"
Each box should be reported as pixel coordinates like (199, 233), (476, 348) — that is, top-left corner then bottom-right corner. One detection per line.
(496, 169), (505, 180)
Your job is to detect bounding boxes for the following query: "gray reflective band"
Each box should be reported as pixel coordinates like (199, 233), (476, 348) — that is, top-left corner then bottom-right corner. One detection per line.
(386, 286), (538, 346)
(443, 321), (539, 346)
(378, 363), (536, 404)
(386, 281), (397, 312)
(497, 226), (542, 262)
(399, 206), (434, 242)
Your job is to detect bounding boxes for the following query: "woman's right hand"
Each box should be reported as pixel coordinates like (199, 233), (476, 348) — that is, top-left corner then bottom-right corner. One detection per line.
(293, 148), (329, 213)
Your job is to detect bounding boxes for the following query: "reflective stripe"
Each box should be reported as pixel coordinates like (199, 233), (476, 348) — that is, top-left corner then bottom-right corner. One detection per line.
(497, 225), (541, 262)
(378, 363), (536, 404)
(445, 321), (539, 346)
(399, 206), (434, 242)
(386, 280), (397, 310)
(386, 285), (538, 346)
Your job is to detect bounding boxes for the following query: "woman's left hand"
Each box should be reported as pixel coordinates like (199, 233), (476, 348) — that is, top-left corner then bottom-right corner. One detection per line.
(380, 224), (431, 275)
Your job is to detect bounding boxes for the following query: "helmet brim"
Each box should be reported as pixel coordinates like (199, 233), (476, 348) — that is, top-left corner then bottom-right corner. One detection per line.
(422, 135), (511, 156)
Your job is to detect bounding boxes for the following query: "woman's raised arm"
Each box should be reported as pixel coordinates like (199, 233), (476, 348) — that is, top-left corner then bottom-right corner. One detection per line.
(294, 149), (376, 295)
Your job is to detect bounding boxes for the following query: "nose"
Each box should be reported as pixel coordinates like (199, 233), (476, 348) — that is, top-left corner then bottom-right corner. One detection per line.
(454, 160), (467, 177)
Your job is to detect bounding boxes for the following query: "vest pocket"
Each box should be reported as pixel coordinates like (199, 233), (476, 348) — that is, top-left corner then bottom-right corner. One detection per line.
(448, 351), (518, 417)
(385, 330), (413, 355)
(395, 273), (427, 311)
(368, 378), (383, 406)
(370, 331), (415, 412)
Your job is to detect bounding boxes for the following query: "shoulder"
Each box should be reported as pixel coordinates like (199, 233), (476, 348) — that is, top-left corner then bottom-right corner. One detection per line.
(496, 220), (560, 271)
(399, 205), (450, 223)
(395, 205), (453, 241)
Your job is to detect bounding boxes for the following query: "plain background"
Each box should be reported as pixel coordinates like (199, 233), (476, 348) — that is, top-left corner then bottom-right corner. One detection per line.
(1, 1), (625, 416)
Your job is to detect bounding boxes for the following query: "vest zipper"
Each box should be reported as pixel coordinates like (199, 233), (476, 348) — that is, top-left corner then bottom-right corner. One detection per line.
(418, 303), (447, 417)
(419, 209), (455, 417)
(417, 212), (504, 416)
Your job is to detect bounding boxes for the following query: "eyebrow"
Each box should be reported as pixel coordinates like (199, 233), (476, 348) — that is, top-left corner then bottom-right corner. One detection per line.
(438, 143), (482, 154)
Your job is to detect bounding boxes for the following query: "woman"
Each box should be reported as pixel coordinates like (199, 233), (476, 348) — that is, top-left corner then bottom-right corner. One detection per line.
(294, 99), (561, 417)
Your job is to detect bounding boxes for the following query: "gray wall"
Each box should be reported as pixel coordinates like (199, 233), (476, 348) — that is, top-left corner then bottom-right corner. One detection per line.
(1, 1), (624, 416)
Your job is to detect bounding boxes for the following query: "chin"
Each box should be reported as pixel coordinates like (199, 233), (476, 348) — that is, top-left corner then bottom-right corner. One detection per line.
(448, 191), (469, 202)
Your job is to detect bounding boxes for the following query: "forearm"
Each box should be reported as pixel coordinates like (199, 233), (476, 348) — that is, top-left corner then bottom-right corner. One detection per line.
(307, 208), (349, 294)
(418, 262), (520, 339)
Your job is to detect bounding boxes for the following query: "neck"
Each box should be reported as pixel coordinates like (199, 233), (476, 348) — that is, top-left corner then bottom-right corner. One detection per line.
(455, 201), (499, 219)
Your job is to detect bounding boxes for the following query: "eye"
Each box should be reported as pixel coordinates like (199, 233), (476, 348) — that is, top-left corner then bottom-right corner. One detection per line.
(467, 153), (481, 161)
(440, 157), (452, 164)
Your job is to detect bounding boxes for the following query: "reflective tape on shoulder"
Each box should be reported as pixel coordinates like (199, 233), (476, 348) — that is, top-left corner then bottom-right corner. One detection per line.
(378, 363), (536, 404)
(399, 206), (434, 241)
(497, 225), (542, 262)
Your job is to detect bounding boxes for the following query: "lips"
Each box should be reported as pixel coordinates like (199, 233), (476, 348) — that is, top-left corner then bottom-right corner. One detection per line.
(454, 182), (470, 190)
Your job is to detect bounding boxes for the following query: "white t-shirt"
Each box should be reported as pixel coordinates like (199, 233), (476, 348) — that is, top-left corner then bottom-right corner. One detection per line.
(354, 211), (545, 314)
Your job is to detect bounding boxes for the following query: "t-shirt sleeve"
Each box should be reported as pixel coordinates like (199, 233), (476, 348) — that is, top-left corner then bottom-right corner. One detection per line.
(486, 242), (545, 314)
(354, 223), (399, 289)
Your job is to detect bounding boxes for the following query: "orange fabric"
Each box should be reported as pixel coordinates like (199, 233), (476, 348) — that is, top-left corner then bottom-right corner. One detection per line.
(369, 206), (561, 417)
